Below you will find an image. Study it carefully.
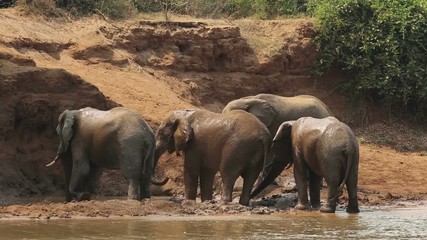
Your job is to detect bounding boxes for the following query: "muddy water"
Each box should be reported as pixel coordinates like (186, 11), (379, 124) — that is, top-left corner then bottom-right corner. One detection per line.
(1, 207), (426, 239)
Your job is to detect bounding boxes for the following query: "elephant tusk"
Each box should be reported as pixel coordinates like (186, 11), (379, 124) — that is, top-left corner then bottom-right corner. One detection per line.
(46, 155), (59, 167)
(151, 176), (169, 186)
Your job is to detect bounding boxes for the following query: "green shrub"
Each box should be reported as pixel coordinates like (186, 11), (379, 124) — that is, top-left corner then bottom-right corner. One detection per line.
(0, 0), (16, 8)
(226, 0), (308, 18)
(268, 0), (308, 16)
(310, 0), (427, 117)
(133, 0), (162, 12)
(17, 0), (64, 16)
(225, 0), (258, 18)
(55, 0), (136, 19)
(95, 0), (136, 19)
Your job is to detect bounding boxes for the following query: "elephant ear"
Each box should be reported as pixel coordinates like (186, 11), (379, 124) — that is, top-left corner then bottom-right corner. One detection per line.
(173, 117), (193, 155)
(273, 121), (294, 142)
(244, 99), (276, 127)
(57, 110), (75, 154)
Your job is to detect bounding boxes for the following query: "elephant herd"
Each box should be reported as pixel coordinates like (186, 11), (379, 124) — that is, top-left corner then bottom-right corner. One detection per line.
(47, 93), (360, 214)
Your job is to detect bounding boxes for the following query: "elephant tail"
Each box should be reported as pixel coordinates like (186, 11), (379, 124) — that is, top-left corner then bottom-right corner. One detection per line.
(333, 144), (355, 201)
(260, 137), (271, 180)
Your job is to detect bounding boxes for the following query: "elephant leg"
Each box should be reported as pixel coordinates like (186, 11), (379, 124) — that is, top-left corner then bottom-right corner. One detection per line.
(320, 176), (340, 213)
(308, 169), (322, 209)
(68, 155), (91, 201)
(200, 169), (215, 202)
(183, 156), (200, 200)
(77, 165), (102, 201)
(346, 167), (360, 213)
(126, 178), (140, 200)
(60, 154), (73, 202)
(84, 165), (101, 193)
(184, 169), (199, 200)
(239, 169), (261, 206)
(140, 172), (151, 199)
(294, 162), (310, 210)
(221, 171), (239, 204)
(121, 153), (143, 200)
(125, 168), (141, 200)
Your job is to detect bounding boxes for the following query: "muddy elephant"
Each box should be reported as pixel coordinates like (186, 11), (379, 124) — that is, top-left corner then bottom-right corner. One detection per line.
(222, 94), (333, 136)
(251, 117), (360, 213)
(47, 107), (166, 201)
(154, 109), (271, 206)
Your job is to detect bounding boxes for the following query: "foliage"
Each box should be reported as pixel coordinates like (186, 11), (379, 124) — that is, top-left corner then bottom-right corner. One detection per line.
(310, 0), (427, 117)
(16, 0), (65, 16)
(94, 0), (136, 19)
(132, 0), (310, 19)
(269, 0), (308, 16)
(225, 0), (308, 19)
(15, 0), (136, 19)
(0, 0), (16, 8)
(56, 0), (136, 19)
(133, 0), (162, 12)
(9, 0), (312, 19)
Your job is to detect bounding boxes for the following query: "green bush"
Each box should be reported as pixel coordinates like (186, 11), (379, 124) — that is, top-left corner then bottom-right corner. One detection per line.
(226, 0), (308, 19)
(310, 0), (427, 117)
(268, 0), (308, 16)
(133, 0), (162, 12)
(55, 0), (136, 19)
(0, 0), (16, 8)
(96, 0), (136, 19)
(15, 0), (311, 19)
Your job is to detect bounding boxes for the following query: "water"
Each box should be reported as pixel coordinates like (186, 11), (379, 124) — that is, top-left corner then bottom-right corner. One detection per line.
(0, 207), (426, 239)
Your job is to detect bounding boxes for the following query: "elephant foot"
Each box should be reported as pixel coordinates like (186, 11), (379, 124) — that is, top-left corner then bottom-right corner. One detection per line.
(140, 194), (151, 200)
(64, 192), (73, 202)
(346, 205), (360, 214)
(320, 205), (336, 213)
(311, 203), (321, 210)
(127, 195), (141, 201)
(77, 192), (91, 201)
(239, 199), (250, 206)
(295, 203), (310, 210)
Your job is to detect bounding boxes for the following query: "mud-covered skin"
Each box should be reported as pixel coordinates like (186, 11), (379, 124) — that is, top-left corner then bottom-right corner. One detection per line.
(155, 109), (271, 206)
(252, 117), (360, 213)
(53, 107), (162, 201)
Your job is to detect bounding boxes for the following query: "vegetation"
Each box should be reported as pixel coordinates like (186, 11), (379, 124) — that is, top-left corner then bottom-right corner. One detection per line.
(0, 0), (15, 8)
(3, 0), (427, 117)
(9, 0), (309, 19)
(309, 0), (427, 117)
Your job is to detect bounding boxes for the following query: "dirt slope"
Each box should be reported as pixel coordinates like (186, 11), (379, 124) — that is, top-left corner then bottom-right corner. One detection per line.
(0, 8), (426, 218)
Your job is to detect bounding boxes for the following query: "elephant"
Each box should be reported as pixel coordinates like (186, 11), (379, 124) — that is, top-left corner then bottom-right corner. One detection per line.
(154, 109), (271, 206)
(47, 107), (167, 202)
(251, 116), (360, 213)
(222, 94), (333, 137)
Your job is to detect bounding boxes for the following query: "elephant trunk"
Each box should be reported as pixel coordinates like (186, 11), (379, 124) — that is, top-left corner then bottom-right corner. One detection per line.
(151, 145), (169, 186)
(250, 151), (293, 198)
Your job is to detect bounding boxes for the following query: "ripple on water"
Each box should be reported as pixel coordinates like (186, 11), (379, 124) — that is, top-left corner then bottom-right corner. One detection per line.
(0, 207), (426, 239)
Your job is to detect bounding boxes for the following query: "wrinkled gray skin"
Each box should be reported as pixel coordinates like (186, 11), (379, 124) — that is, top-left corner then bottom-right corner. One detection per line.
(154, 109), (271, 206)
(251, 117), (360, 213)
(49, 107), (166, 202)
(222, 94), (333, 136)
